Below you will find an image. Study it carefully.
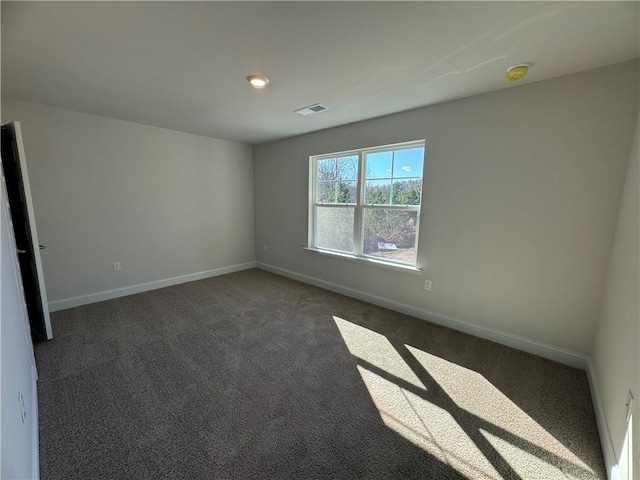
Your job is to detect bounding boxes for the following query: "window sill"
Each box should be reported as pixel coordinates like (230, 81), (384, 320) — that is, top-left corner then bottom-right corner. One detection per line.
(303, 247), (423, 275)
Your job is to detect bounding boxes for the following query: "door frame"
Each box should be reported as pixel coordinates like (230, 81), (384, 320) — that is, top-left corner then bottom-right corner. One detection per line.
(2, 121), (52, 340)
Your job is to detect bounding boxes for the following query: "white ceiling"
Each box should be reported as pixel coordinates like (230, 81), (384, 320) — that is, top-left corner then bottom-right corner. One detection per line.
(2, 2), (639, 145)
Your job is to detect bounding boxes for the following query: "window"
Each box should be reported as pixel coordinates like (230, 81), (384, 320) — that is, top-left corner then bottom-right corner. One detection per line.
(309, 140), (425, 267)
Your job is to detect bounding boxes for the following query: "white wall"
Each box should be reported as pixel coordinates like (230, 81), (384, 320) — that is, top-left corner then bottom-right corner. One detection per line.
(1, 98), (255, 305)
(591, 112), (639, 478)
(1, 173), (39, 479)
(254, 60), (639, 355)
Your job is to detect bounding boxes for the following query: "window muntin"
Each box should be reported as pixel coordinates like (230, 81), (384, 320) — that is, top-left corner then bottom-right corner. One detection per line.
(310, 141), (425, 266)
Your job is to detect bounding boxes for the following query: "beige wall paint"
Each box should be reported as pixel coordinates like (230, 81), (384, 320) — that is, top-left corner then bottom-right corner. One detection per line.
(592, 112), (639, 477)
(1, 98), (255, 302)
(254, 60), (639, 355)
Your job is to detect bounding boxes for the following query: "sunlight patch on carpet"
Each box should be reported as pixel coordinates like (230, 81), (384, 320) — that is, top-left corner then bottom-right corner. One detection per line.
(357, 365), (502, 480)
(333, 316), (424, 390)
(405, 345), (593, 475)
(480, 429), (582, 480)
(333, 315), (596, 479)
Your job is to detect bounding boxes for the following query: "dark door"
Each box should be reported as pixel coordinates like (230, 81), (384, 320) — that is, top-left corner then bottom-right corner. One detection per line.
(2, 123), (48, 342)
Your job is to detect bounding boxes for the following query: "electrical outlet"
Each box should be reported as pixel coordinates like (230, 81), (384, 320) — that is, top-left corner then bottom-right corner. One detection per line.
(424, 280), (432, 291)
(263, 244), (268, 252)
(112, 261), (121, 272)
(18, 391), (27, 423)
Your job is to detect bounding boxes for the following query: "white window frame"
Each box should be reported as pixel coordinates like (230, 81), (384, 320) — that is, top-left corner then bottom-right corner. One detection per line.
(307, 140), (425, 271)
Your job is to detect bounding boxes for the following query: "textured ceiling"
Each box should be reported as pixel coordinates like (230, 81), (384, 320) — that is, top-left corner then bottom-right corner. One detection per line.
(2, 2), (639, 144)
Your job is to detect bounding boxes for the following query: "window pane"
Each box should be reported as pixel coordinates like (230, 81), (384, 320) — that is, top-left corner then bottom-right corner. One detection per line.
(393, 148), (424, 178)
(336, 180), (357, 203)
(317, 156), (358, 182)
(316, 155), (359, 204)
(316, 180), (357, 204)
(316, 206), (354, 252)
(392, 179), (422, 205)
(316, 180), (335, 203)
(365, 179), (391, 204)
(363, 209), (418, 264)
(336, 156), (358, 181)
(317, 158), (337, 181)
(365, 151), (393, 179)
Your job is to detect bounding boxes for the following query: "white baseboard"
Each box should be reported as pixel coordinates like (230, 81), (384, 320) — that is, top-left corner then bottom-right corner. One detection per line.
(48, 261), (257, 312)
(256, 261), (588, 370)
(586, 359), (618, 480)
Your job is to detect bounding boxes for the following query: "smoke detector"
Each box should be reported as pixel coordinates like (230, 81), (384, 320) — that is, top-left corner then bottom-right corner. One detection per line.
(506, 64), (530, 82)
(294, 103), (329, 116)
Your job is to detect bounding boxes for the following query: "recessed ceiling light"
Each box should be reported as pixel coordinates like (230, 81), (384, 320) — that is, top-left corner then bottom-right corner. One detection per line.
(247, 75), (269, 89)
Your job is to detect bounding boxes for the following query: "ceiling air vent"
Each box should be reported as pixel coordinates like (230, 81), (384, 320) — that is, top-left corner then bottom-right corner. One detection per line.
(294, 103), (329, 116)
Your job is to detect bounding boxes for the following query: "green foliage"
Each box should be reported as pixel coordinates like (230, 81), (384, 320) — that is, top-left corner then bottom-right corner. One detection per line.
(366, 184), (390, 204)
(364, 179), (421, 206)
(336, 181), (351, 204)
(392, 179), (422, 206)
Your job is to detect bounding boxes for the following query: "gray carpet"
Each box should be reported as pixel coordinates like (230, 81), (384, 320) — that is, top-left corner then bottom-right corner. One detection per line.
(35, 269), (605, 479)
